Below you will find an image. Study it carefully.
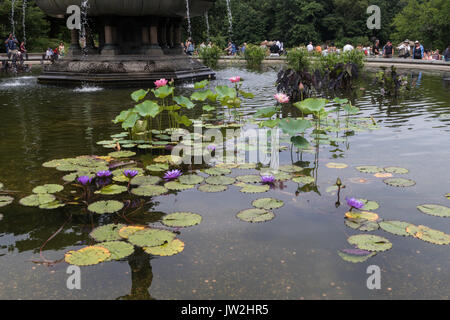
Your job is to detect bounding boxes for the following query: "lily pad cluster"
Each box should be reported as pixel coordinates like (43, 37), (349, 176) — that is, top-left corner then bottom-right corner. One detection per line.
(237, 197), (284, 223)
(20, 183), (65, 210)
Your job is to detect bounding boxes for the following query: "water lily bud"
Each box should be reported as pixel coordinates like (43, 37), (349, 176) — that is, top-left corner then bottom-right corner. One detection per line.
(336, 178), (342, 187)
(299, 82), (304, 91)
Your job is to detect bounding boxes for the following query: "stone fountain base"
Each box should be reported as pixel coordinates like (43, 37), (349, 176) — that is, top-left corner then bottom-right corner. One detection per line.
(38, 54), (215, 86)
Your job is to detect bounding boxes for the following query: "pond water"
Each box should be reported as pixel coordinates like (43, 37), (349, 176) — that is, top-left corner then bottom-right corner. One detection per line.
(0, 67), (449, 300)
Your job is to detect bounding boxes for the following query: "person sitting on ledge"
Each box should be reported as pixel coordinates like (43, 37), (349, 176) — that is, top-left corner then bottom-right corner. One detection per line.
(412, 41), (424, 60)
(397, 40), (411, 59)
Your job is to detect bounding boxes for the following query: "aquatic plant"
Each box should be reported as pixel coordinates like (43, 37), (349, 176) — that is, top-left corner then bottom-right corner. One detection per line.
(261, 175), (275, 184)
(164, 170), (182, 181)
(123, 169), (139, 179)
(77, 176), (92, 186)
(154, 78), (168, 88)
(244, 44), (267, 69)
(346, 197), (365, 210)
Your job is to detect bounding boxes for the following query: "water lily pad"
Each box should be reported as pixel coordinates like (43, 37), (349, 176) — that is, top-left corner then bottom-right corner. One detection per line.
(374, 173), (393, 178)
(345, 211), (379, 221)
(216, 162), (239, 169)
(446, 193), (450, 200)
(19, 194), (55, 207)
(165, 181), (195, 191)
(356, 166), (385, 174)
(383, 178), (416, 187)
(98, 241), (135, 261)
(65, 246), (111, 266)
(42, 159), (67, 168)
(326, 162), (348, 169)
(345, 219), (379, 232)
(237, 208), (275, 223)
(144, 239), (185, 256)
(146, 163), (169, 172)
(358, 199), (380, 211)
(88, 200), (124, 214)
(153, 155), (183, 165)
(347, 234), (392, 252)
(414, 226), (450, 245)
(131, 176), (161, 186)
(108, 151), (136, 158)
(237, 163), (257, 170)
(292, 176), (315, 184)
(198, 185), (228, 193)
(0, 196), (14, 208)
(236, 175), (261, 183)
(417, 204), (450, 218)
(119, 226), (146, 239)
(278, 165), (303, 173)
(162, 212), (202, 228)
(39, 200), (66, 210)
(179, 175), (204, 185)
(252, 198), (284, 210)
(338, 249), (376, 263)
(90, 224), (126, 242)
(206, 176), (236, 186)
(379, 221), (411, 237)
(63, 173), (79, 182)
(128, 229), (176, 248)
(384, 166), (409, 174)
(132, 185), (168, 197)
(203, 167), (232, 176)
(239, 184), (270, 194)
(405, 224), (421, 237)
(95, 185), (128, 195)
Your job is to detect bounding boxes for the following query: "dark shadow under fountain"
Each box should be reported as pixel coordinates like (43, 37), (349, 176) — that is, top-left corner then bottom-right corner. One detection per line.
(36, 0), (215, 86)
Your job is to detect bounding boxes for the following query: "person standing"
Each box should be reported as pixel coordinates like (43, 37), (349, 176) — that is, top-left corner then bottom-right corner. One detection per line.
(343, 43), (354, 52)
(4, 34), (19, 60)
(58, 42), (66, 58)
(383, 41), (394, 58)
(372, 39), (380, 56)
(412, 41), (424, 60)
(307, 42), (314, 52)
(19, 42), (28, 60)
(444, 46), (450, 62)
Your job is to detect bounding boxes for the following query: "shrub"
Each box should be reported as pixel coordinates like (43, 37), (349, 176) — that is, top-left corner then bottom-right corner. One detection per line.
(244, 44), (267, 69)
(341, 50), (365, 71)
(286, 48), (311, 72)
(199, 45), (223, 69)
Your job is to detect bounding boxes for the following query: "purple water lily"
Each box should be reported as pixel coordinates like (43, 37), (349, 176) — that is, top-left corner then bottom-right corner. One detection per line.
(96, 170), (112, 178)
(164, 169), (182, 181)
(346, 197), (364, 210)
(97, 178), (112, 188)
(207, 144), (216, 152)
(261, 175), (276, 184)
(77, 176), (92, 186)
(123, 169), (139, 179)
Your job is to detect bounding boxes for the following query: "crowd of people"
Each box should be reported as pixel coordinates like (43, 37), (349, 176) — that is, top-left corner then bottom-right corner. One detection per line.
(4, 33), (28, 60)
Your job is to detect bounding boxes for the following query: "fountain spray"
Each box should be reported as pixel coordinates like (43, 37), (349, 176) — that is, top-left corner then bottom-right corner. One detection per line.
(11, 0), (16, 35)
(205, 10), (210, 42)
(22, 0), (27, 43)
(225, 0), (233, 40)
(185, 0), (192, 40)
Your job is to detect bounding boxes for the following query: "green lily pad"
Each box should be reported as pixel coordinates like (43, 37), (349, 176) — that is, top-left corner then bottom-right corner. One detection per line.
(338, 250), (376, 263)
(356, 166), (385, 174)
(132, 185), (168, 197)
(131, 176), (161, 186)
(347, 234), (393, 252)
(237, 163), (257, 170)
(198, 184), (228, 193)
(146, 163), (169, 172)
(203, 167), (232, 176)
(383, 178), (416, 187)
(278, 165), (303, 173)
(119, 226), (146, 239)
(90, 224), (126, 242)
(358, 199), (380, 211)
(39, 200), (66, 210)
(417, 204), (450, 218)
(95, 185), (128, 195)
(65, 246), (111, 266)
(384, 166), (409, 174)
(326, 162), (348, 169)
(237, 208), (275, 223)
(128, 229), (176, 248)
(236, 175), (262, 183)
(19, 194), (55, 207)
(292, 176), (315, 184)
(446, 193), (450, 200)
(98, 241), (135, 261)
(42, 159), (67, 168)
(414, 226), (450, 245)
(88, 200), (124, 214)
(206, 176), (236, 186)
(345, 219), (379, 232)
(144, 239), (185, 257)
(108, 151), (136, 158)
(162, 212), (202, 228)
(179, 175), (204, 185)
(165, 181), (195, 191)
(0, 196), (14, 208)
(112, 167), (144, 182)
(379, 221), (411, 237)
(252, 198), (284, 210)
(239, 184), (270, 194)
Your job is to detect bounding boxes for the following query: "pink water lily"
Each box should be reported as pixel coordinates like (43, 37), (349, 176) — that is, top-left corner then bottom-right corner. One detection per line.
(274, 93), (290, 104)
(154, 78), (168, 88)
(229, 76), (241, 83)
